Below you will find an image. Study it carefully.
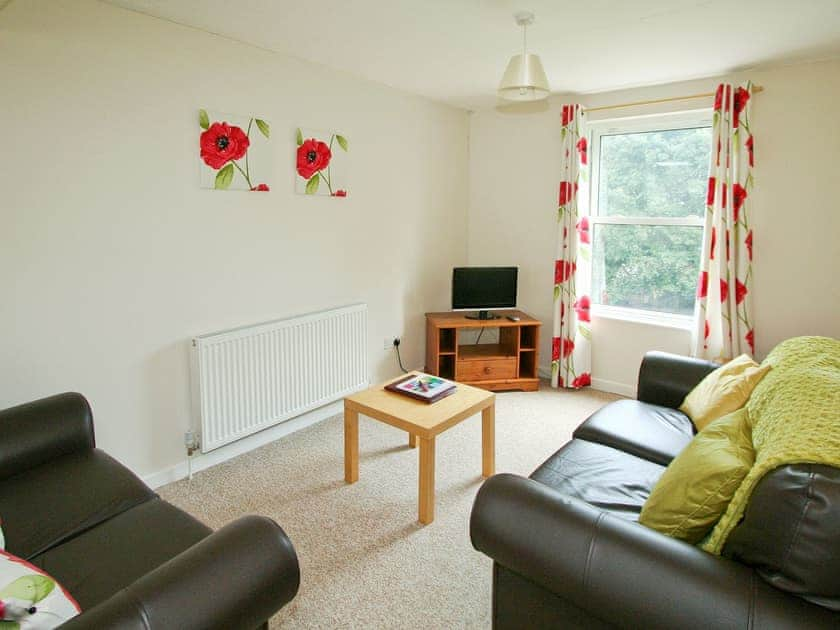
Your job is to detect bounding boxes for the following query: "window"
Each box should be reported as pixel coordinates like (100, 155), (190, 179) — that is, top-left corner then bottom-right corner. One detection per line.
(588, 112), (712, 324)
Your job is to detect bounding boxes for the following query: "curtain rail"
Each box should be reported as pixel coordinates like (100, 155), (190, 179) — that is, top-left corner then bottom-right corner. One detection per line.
(584, 85), (764, 113)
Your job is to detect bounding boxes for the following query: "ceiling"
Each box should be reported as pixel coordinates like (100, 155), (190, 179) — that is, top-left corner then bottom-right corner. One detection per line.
(106, 0), (840, 109)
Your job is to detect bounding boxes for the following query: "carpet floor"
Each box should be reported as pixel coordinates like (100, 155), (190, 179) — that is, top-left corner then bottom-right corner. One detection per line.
(159, 382), (620, 629)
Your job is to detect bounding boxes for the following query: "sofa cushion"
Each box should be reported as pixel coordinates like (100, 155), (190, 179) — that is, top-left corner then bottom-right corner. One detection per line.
(30, 497), (211, 610)
(723, 463), (840, 611)
(639, 408), (754, 543)
(0, 449), (155, 559)
(0, 549), (81, 626)
(679, 353), (770, 430)
(573, 399), (694, 466)
(530, 439), (666, 521)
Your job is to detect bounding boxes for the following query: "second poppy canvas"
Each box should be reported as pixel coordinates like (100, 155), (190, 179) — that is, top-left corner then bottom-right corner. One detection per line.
(295, 128), (349, 197)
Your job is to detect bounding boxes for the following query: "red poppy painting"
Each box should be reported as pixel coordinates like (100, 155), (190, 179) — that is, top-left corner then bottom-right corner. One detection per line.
(199, 109), (271, 191)
(295, 128), (349, 197)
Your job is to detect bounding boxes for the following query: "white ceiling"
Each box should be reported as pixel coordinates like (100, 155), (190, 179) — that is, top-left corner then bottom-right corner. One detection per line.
(106, 0), (840, 109)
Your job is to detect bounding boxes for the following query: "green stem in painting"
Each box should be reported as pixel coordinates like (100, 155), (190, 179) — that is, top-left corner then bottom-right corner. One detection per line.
(245, 118), (253, 181)
(232, 160), (252, 189)
(319, 170), (333, 195)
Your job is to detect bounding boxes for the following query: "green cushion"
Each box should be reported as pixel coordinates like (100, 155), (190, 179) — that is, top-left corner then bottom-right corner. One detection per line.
(639, 407), (754, 543)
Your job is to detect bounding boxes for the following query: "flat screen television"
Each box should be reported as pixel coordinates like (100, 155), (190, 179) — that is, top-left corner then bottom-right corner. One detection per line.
(452, 266), (518, 320)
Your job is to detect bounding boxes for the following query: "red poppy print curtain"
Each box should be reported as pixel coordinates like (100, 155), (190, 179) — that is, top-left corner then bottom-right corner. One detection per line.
(551, 104), (592, 389)
(693, 82), (755, 361)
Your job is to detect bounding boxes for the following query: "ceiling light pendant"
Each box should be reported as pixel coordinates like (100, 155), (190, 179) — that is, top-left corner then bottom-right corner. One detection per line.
(498, 11), (550, 102)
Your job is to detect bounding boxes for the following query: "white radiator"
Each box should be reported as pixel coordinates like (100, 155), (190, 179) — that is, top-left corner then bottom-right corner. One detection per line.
(190, 304), (368, 452)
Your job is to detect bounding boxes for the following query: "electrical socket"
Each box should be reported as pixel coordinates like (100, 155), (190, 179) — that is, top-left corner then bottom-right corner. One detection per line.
(383, 336), (401, 350)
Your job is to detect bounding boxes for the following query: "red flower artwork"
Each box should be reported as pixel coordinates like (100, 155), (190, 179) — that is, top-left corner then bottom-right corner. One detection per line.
(735, 279), (748, 305)
(697, 271), (709, 298)
(200, 122), (250, 169)
(745, 134), (754, 167)
(297, 139), (332, 180)
(250, 184), (269, 191)
(574, 295), (591, 322)
(332, 190), (347, 197)
(576, 137), (588, 165)
(572, 372), (591, 389)
(745, 329), (755, 354)
(733, 87), (750, 128)
(745, 230), (753, 261)
(558, 181), (577, 206)
(720, 279), (729, 303)
(725, 229), (731, 262)
(732, 183), (747, 223)
(706, 177), (716, 206)
(576, 216), (590, 244)
(555, 260), (576, 284)
(704, 319), (710, 340)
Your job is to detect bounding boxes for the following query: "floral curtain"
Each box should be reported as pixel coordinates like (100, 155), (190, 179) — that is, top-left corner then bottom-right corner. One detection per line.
(551, 104), (592, 389)
(693, 82), (755, 360)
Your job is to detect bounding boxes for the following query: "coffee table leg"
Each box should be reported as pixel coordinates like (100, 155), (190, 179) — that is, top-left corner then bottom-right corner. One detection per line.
(408, 433), (417, 448)
(482, 404), (495, 478)
(344, 405), (359, 484)
(418, 436), (436, 524)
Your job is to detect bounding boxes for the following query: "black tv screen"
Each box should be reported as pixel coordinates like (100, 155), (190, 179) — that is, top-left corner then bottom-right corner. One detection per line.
(452, 267), (518, 311)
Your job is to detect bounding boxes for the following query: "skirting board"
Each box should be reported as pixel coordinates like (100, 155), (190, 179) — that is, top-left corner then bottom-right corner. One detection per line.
(143, 400), (344, 489)
(537, 365), (636, 398)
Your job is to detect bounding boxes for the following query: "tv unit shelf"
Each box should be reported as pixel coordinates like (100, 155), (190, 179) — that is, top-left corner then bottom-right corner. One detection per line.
(425, 310), (541, 392)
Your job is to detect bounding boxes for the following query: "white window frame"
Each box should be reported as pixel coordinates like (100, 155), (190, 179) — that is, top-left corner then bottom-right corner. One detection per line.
(586, 109), (712, 328)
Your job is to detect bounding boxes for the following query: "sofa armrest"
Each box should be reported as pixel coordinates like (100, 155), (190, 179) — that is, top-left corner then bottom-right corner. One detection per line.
(637, 351), (718, 409)
(471, 474), (838, 629)
(0, 392), (95, 480)
(60, 515), (300, 630)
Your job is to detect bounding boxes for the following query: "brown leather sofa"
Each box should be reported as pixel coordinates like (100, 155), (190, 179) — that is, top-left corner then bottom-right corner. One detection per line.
(470, 352), (840, 629)
(0, 392), (300, 629)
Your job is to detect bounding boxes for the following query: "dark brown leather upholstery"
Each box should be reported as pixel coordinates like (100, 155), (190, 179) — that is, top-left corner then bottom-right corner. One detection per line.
(470, 351), (840, 629)
(572, 399), (694, 465)
(724, 464), (840, 611)
(530, 439), (665, 520)
(636, 350), (718, 409)
(0, 393), (300, 629)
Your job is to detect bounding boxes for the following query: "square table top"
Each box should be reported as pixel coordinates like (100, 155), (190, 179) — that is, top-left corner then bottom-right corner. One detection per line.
(344, 371), (495, 438)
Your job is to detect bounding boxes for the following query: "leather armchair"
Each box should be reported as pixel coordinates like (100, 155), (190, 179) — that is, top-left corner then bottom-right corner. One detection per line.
(0, 393), (300, 629)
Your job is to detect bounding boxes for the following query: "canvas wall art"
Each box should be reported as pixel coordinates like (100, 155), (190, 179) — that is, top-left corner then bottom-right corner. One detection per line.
(199, 109), (272, 191)
(295, 128), (349, 197)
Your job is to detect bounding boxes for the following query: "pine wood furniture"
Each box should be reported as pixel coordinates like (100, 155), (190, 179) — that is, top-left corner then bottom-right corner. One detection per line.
(343, 372), (496, 524)
(425, 310), (541, 392)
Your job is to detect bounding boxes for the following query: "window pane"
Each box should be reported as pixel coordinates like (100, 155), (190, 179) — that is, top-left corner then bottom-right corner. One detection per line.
(592, 224), (702, 315)
(598, 127), (711, 218)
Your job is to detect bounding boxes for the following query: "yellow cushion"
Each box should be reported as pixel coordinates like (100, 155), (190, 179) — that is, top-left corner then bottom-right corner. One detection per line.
(639, 408), (754, 543)
(679, 354), (771, 431)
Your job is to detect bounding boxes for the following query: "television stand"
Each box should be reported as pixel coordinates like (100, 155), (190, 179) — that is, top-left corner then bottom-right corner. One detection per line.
(425, 310), (541, 392)
(465, 310), (501, 320)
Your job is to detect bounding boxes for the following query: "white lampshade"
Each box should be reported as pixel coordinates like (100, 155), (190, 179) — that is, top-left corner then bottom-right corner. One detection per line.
(498, 52), (550, 101)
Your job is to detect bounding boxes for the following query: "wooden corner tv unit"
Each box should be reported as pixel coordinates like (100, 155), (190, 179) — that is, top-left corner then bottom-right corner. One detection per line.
(424, 310), (541, 392)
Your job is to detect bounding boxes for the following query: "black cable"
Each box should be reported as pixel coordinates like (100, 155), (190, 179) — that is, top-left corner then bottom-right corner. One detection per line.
(475, 328), (485, 345)
(394, 339), (408, 373)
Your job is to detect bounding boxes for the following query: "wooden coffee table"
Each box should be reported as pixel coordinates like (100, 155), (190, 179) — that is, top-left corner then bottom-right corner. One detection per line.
(343, 372), (496, 524)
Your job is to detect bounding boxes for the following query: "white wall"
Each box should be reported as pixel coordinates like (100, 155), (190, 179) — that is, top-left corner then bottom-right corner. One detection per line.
(0, 0), (469, 480)
(468, 59), (840, 392)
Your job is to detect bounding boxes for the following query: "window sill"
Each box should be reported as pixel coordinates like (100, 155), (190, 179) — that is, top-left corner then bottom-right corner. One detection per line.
(591, 305), (694, 330)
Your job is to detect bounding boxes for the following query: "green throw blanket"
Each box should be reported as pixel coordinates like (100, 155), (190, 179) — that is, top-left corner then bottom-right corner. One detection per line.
(702, 336), (840, 554)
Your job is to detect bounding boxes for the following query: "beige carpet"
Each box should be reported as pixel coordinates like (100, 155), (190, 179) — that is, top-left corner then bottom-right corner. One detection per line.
(159, 382), (620, 629)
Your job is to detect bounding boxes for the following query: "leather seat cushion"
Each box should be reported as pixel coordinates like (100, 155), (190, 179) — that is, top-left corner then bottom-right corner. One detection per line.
(530, 439), (666, 520)
(0, 449), (156, 559)
(31, 497), (212, 609)
(573, 399), (695, 466)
